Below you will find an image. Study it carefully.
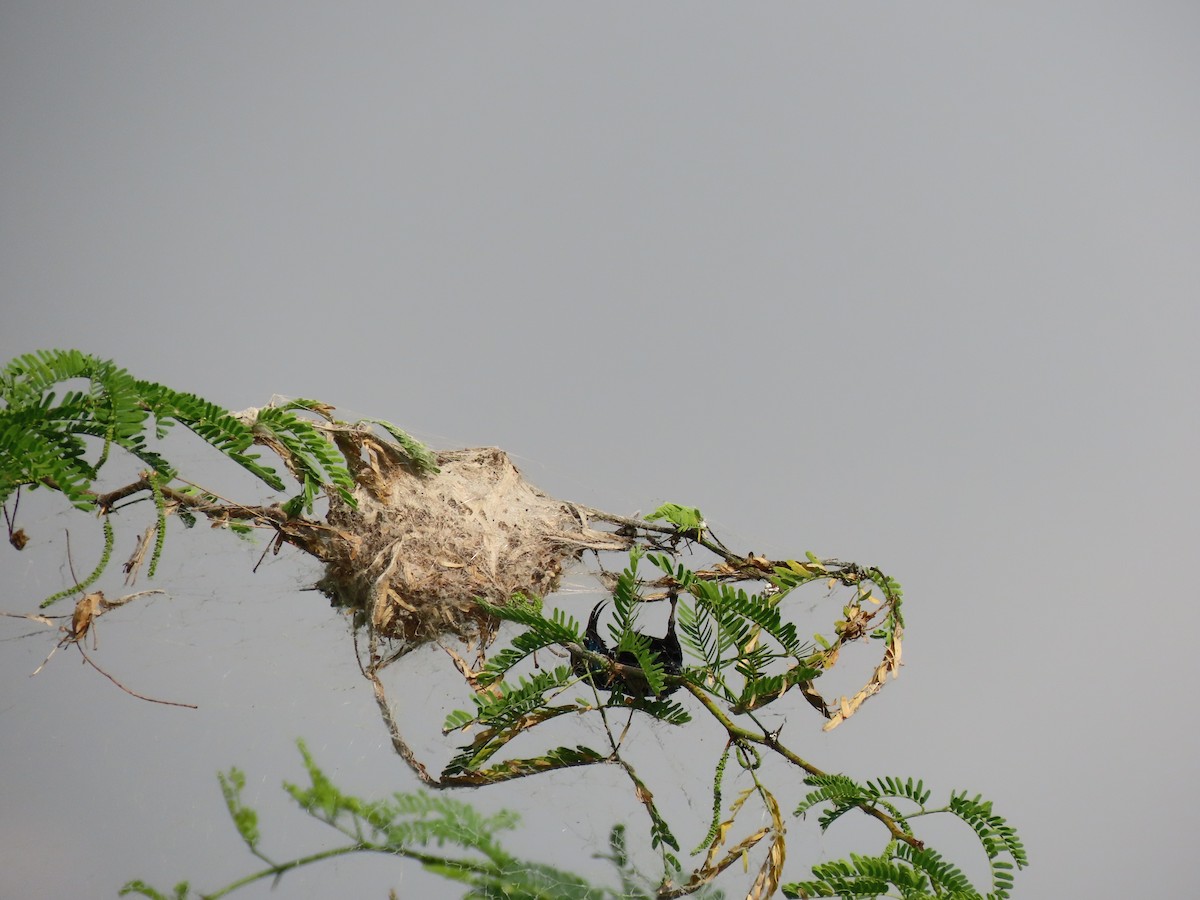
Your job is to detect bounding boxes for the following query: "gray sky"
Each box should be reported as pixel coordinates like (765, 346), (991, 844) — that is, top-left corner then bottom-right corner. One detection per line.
(2, 3), (1198, 897)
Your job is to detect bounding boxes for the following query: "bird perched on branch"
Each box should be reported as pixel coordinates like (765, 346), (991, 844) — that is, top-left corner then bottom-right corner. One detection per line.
(572, 591), (683, 697)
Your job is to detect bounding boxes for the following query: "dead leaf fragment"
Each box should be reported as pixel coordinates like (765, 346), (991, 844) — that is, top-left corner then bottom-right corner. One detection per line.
(70, 591), (105, 642)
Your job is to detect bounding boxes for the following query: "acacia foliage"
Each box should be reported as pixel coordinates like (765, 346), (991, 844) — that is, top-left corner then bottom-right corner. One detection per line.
(3, 350), (1027, 899)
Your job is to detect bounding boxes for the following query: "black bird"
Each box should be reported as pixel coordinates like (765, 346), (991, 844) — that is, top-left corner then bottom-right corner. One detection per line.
(572, 591), (682, 697)
(571, 599), (618, 689)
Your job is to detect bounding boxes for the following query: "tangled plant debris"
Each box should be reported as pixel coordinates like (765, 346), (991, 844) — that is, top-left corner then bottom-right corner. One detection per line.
(316, 441), (630, 641)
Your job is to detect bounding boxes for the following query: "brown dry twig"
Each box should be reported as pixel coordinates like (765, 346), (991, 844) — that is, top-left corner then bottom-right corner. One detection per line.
(18, 587), (195, 708)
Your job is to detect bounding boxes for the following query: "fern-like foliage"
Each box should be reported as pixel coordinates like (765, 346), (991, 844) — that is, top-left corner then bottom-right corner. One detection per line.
(123, 742), (727, 900)
(0, 349), (391, 604)
(445, 548), (1003, 896)
(217, 767), (263, 855)
(472, 600), (584, 687)
(285, 740), (522, 854)
(359, 416), (441, 474)
(452, 666), (581, 737)
(134, 381), (286, 489)
(1, 350), (167, 509)
(946, 791), (1028, 897)
(0, 350), (289, 507)
(786, 775), (1027, 899)
(894, 842), (977, 897)
(783, 851), (934, 899)
(432, 558), (706, 789)
(249, 404), (356, 514)
(467, 571), (694, 721)
(795, 774), (923, 833)
(647, 552), (821, 712)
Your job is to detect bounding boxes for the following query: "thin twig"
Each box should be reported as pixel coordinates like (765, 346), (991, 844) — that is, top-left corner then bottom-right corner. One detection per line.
(574, 504), (741, 564)
(682, 681), (923, 851)
(362, 630), (442, 787)
(73, 642), (197, 709)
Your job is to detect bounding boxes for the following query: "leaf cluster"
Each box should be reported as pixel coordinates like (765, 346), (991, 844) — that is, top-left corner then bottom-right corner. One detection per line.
(646, 502), (705, 538)
(785, 775), (1028, 899)
(1, 350), (438, 605)
(438, 578), (692, 785)
(649, 552), (823, 714)
(431, 545), (1021, 899)
(1, 349), (176, 510)
(123, 743), (721, 900)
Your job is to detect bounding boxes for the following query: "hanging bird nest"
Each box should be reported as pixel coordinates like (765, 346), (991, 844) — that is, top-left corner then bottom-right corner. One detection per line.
(315, 435), (630, 643)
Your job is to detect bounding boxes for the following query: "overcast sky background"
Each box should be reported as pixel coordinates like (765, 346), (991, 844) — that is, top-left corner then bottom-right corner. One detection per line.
(2, 4), (1198, 898)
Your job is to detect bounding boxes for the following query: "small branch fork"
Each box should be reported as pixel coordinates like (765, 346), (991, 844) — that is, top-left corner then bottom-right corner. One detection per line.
(683, 682), (923, 851)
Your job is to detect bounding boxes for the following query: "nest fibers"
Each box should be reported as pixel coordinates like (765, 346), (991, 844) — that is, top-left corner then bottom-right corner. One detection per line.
(317, 444), (629, 643)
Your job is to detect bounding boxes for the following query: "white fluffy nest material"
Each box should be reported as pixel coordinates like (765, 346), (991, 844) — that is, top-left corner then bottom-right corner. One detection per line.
(319, 446), (628, 642)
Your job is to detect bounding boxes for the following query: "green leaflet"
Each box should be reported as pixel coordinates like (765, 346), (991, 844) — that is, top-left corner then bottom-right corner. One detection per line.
(646, 502), (705, 534)
(788, 775), (1027, 899)
(0, 349), (390, 604)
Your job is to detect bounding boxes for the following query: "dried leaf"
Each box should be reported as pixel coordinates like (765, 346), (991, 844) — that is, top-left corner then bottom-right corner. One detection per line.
(704, 820), (735, 867)
(633, 779), (653, 807)
(799, 681), (830, 718)
(70, 591), (105, 641)
(122, 526), (154, 583)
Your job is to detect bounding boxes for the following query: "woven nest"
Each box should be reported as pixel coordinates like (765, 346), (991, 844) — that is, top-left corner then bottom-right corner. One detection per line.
(317, 443), (627, 643)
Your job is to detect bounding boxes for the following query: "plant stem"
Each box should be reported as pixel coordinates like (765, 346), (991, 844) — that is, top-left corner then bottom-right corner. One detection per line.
(682, 682), (924, 851)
